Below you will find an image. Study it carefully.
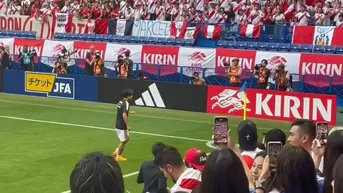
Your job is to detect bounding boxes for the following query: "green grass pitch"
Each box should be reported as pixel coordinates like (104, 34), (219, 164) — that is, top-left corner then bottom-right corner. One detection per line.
(0, 93), (290, 193)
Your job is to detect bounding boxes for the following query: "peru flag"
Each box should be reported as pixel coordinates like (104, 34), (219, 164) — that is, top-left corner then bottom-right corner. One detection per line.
(203, 25), (223, 40)
(240, 24), (261, 38)
(292, 26), (343, 46)
(170, 21), (200, 39)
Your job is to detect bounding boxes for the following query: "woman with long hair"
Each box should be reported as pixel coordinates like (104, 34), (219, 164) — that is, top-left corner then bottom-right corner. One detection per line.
(313, 128), (343, 193)
(255, 145), (319, 193)
(195, 148), (251, 193)
(332, 154), (343, 193)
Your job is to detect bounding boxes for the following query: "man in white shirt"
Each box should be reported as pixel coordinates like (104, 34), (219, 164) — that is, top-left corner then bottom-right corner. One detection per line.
(295, 5), (310, 26)
(288, 119), (324, 172)
(156, 146), (201, 193)
(238, 120), (263, 169)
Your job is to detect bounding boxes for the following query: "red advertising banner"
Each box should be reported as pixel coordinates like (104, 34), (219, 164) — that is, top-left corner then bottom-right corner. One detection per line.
(141, 45), (179, 76)
(207, 86), (337, 125)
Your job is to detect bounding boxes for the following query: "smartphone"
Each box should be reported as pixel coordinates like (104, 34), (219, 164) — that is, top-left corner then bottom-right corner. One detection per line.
(213, 116), (229, 145)
(316, 122), (329, 145)
(267, 142), (282, 157)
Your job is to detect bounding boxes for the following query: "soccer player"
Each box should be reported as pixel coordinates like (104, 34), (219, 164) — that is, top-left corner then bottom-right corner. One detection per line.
(113, 89), (134, 162)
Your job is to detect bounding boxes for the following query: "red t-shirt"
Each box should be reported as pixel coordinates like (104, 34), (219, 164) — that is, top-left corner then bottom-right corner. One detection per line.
(92, 7), (101, 18)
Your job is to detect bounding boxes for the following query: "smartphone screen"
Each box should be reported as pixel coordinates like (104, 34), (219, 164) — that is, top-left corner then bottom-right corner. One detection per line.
(316, 122), (329, 142)
(213, 117), (229, 145)
(267, 142), (282, 157)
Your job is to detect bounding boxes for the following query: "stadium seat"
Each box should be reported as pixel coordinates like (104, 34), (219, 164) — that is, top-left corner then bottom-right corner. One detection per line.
(138, 36), (148, 44)
(94, 34), (104, 42)
(257, 42), (268, 50)
(155, 37), (166, 45)
(324, 46), (336, 54)
(128, 36), (139, 43)
(235, 41), (247, 49)
(226, 40), (236, 48)
(268, 42), (279, 51)
(166, 38), (175, 45)
(313, 45), (324, 53)
(146, 37), (157, 44)
(267, 35), (278, 42)
(279, 43), (290, 52)
(54, 33), (63, 39)
(336, 47), (343, 54)
(301, 45), (313, 53)
(290, 44), (302, 52)
(175, 38), (185, 46)
(246, 42), (258, 50)
(85, 34), (95, 41)
(184, 39), (195, 47)
(216, 40), (227, 48)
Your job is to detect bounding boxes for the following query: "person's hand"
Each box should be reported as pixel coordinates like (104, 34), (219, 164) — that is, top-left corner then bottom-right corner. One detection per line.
(312, 139), (326, 158)
(127, 126), (131, 131)
(227, 129), (238, 151)
(259, 155), (271, 181)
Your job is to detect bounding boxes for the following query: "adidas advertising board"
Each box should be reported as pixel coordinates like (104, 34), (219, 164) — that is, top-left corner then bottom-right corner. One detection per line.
(98, 78), (207, 112)
(0, 67), (3, 92)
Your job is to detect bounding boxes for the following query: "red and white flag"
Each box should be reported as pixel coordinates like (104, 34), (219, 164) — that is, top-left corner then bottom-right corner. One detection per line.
(170, 21), (200, 39)
(240, 24), (261, 38)
(292, 26), (343, 46)
(203, 25), (222, 40)
(170, 21), (188, 38)
(51, 12), (73, 37)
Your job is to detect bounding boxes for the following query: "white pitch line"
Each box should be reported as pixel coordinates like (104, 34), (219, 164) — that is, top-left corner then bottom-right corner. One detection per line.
(0, 115), (209, 142)
(61, 171), (139, 193)
(0, 99), (210, 124)
(0, 99), (288, 132)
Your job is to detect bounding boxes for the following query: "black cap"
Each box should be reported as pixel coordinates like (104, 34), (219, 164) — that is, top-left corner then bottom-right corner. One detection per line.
(238, 120), (258, 151)
(264, 128), (286, 146)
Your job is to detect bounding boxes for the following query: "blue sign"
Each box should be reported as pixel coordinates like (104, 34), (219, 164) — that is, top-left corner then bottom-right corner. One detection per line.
(4, 70), (98, 102)
(47, 77), (75, 99)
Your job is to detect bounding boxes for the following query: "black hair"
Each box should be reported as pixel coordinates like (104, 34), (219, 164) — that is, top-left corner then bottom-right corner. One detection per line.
(333, 154), (343, 193)
(118, 55), (123, 59)
(323, 130), (343, 193)
(291, 119), (316, 140)
(198, 148), (250, 193)
(155, 146), (184, 168)
(264, 128), (287, 147)
(255, 151), (267, 159)
(276, 145), (318, 193)
(152, 142), (166, 158)
(70, 152), (125, 193)
(121, 89), (134, 98)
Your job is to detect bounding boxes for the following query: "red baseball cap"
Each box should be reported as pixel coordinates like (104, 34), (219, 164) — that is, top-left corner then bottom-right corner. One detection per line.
(185, 148), (207, 171)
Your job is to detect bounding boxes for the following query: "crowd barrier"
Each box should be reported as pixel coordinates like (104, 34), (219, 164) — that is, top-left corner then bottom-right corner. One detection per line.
(2, 70), (337, 125)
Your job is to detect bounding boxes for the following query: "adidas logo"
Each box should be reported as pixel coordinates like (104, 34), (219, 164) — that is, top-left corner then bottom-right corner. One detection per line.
(135, 83), (166, 108)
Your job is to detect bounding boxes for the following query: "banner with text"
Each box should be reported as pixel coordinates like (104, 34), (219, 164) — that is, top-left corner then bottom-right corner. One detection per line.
(3, 37), (343, 85)
(132, 20), (172, 38)
(207, 85), (337, 125)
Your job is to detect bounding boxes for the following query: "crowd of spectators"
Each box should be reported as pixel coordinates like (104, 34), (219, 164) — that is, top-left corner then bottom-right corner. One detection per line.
(1, 0), (343, 26)
(69, 119), (343, 193)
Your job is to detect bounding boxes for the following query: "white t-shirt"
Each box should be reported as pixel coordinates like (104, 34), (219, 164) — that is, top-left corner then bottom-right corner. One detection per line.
(311, 151), (324, 173)
(241, 148), (263, 159)
(170, 168), (202, 193)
